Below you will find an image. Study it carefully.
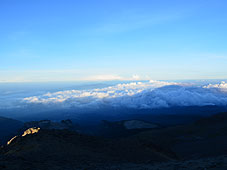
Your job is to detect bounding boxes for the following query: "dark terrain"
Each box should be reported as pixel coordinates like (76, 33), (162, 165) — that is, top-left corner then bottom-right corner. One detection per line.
(0, 117), (23, 145)
(0, 112), (227, 169)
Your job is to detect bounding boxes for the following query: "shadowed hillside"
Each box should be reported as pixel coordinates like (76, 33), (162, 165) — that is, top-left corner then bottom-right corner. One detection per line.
(0, 117), (23, 145)
(0, 128), (176, 170)
(0, 112), (227, 169)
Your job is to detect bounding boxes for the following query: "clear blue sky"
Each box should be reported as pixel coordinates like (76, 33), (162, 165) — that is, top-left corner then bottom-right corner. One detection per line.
(0, 0), (227, 82)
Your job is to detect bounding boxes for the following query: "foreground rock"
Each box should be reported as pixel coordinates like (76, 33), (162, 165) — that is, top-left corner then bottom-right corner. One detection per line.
(100, 155), (227, 170)
(0, 127), (177, 170)
(1, 112), (227, 169)
(1, 126), (226, 169)
(7, 127), (41, 145)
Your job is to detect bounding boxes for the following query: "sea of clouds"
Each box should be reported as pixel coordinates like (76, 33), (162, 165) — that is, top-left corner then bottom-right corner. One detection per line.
(21, 80), (227, 109)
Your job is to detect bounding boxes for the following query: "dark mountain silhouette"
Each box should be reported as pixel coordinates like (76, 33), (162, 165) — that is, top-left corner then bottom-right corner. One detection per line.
(0, 128), (176, 169)
(0, 117), (23, 145)
(129, 112), (227, 160)
(0, 112), (227, 169)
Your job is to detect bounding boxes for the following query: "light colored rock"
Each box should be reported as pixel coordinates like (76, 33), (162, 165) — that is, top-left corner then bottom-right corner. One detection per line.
(7, 127), (41, 145)
(22, 127), (40, 137)
(7, 136), (18, 145)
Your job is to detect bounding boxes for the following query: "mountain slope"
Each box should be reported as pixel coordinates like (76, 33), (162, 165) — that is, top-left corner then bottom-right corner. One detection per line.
(130, 112), (227, 160)
(0, 128), (177, 170)
(1, 112), (227, 169)
(0, 116), (23, 145)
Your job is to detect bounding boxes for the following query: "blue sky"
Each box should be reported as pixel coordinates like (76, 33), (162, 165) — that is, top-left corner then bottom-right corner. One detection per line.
(0, 0), (227, 82)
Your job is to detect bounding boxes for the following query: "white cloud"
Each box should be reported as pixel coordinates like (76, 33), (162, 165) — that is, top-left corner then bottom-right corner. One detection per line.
(22, 80), (227, 109)
(132, 74), (140, 80)
(23, 80), (179, 105)
(203, 81), (227, 92)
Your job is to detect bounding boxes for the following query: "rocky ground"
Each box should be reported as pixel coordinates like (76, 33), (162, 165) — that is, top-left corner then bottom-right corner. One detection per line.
(0, 112), (227, 169)
(99, 155), (227, 170)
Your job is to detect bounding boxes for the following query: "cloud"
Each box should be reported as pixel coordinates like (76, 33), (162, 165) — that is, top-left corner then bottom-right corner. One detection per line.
(204, 81), (227, 92)
(23, 80), (179, 106)
(132, 74), (140, 80)
(22, 80), (227, 110)
(203, 81), (227, 92)
(115, 85), (227, 109)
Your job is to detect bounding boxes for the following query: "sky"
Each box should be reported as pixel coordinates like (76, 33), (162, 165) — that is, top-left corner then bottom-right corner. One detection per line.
(0, 0), (227, 82)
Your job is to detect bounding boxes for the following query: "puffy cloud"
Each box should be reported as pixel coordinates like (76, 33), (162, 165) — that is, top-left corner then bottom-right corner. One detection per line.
(22, 80), (227, 109)
(132, 74), (140, 80)
(113, 85), (227, 109)
(203, 81), (227, 92)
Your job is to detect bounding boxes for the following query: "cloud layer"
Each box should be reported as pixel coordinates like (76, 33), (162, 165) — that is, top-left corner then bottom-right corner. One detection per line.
(203, 81), (227, 92)
(23, 80), (227, 109)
